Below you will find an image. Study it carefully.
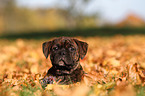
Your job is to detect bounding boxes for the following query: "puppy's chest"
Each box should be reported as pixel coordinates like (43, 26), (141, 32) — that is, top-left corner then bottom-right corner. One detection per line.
(41, 68), (84, 87)
(41, 74), (82, 87)
(51, 71), (83, 84)
(57, 71), (84, 84)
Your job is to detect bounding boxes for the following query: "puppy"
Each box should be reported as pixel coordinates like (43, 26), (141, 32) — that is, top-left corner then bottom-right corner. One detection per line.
(40, 37), (88, 87)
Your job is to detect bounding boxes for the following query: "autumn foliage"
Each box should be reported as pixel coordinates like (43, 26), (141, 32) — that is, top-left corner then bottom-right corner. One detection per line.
(0, 35), (145, 96)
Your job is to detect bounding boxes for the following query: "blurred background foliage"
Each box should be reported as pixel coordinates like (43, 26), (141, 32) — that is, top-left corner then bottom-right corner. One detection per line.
(0, 0), (145, 37)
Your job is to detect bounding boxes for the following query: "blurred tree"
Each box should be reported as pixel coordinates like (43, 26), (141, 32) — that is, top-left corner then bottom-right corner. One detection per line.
(0, 0), (17, 32)
(57, 0), (97, 28)
(0, 0), (44, 32)
(0, 0), (15, 8)
(0, 0), (98, 33)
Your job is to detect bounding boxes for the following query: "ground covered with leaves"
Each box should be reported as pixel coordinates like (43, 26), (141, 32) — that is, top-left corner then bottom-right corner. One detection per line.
(0, 35), (145, 96)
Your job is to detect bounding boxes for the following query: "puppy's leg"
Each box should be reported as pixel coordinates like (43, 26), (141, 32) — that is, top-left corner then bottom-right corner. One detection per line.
(40, 75), (56, 89)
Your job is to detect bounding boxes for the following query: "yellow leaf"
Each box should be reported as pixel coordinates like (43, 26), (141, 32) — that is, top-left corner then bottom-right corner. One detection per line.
(45, 84), (54, 90)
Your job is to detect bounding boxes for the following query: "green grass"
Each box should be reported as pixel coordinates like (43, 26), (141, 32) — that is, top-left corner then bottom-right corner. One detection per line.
(136, 85), (145, 96)
(17, 81), (42, 96)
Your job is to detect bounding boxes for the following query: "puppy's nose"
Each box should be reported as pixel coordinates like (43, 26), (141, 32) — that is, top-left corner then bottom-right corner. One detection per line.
(60, 51), (66, 56)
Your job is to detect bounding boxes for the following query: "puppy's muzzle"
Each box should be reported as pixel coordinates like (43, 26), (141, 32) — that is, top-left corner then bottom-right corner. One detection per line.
(59, 51), (66, 56)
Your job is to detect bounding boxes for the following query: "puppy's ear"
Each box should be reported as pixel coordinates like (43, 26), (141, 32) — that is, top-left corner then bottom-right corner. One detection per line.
(42, 41), (52, 59)
(73, 39), (88, 59)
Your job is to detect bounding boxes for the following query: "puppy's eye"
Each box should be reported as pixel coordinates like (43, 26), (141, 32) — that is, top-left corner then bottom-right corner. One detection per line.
(52, 46), (58, 51)
(69, 47), (75, 51)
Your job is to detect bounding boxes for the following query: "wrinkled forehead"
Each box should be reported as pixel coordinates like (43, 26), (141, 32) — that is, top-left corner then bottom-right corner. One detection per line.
(52, 37), (77, 47)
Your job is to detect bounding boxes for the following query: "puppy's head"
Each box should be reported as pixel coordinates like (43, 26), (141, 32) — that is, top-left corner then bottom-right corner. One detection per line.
(42, 37), (88, 68)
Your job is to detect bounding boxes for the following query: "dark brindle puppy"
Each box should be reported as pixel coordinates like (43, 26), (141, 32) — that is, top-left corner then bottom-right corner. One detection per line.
(40, 37), (88, 87)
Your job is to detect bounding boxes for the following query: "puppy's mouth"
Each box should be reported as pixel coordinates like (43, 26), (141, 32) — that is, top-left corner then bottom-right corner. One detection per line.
(53, 59), (73, 67)
(58, 60), (65, 66)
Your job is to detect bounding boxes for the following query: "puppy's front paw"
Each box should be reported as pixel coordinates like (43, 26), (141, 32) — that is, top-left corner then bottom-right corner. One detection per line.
(40, 76), (55, 89)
